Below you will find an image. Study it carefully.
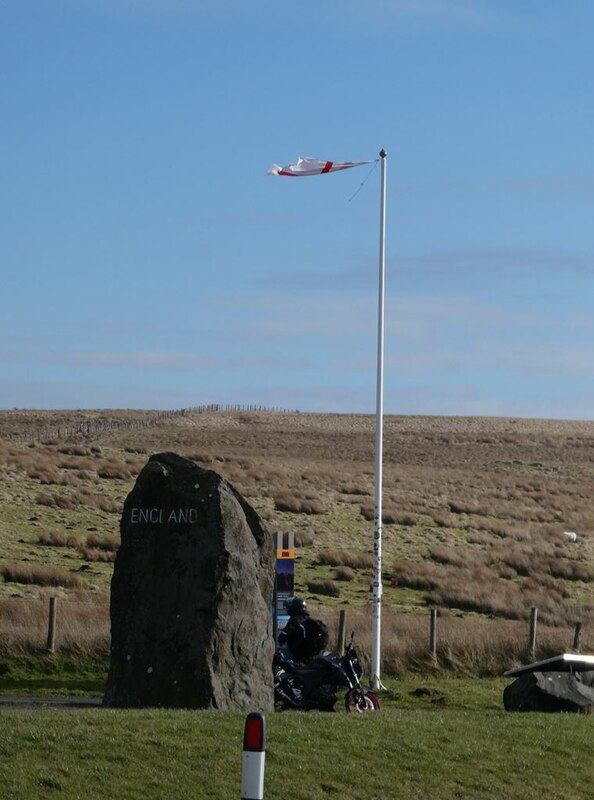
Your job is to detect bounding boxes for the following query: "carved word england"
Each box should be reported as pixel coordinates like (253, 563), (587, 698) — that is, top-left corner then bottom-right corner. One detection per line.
(130, 507), (199, 525)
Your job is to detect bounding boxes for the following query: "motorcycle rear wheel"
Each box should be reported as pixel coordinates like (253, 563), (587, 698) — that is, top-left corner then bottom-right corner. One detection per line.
(344, 688), (380, 713)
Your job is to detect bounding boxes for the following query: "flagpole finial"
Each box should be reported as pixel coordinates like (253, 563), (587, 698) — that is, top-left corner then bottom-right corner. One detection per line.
(379, 148), (387, 159)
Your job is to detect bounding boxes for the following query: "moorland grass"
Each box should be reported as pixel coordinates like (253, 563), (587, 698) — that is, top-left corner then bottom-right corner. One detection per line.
(2, 410), (594, 672)
(1, 700), (594, 800)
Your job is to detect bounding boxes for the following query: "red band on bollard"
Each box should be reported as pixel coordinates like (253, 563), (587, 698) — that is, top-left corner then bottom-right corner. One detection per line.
(243, 713), (266, 751)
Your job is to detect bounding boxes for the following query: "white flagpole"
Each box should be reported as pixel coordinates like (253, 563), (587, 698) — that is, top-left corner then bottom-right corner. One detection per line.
(371, 148), (387, 690)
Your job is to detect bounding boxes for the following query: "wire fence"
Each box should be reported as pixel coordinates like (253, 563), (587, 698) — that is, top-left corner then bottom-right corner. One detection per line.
(0, 595), (110, 656)
(319, 606), (594, 674)
(1, 596), (591, 674)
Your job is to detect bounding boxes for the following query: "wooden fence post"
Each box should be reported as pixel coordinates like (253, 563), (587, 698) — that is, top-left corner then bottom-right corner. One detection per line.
(47, 597), (57, 653)
(429, 608), (438, 662)
(337, 610), (347, 656)
(572, 622), (583, 653)
(528, 607), (538, 659)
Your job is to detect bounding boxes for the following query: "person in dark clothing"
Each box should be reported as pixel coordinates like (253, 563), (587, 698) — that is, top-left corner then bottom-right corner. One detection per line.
(278, 597), (309, 660)
(277, 598), (329, 662)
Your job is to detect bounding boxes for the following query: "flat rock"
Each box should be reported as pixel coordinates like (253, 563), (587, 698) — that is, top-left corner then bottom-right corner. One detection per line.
(504, 671), (594, 713)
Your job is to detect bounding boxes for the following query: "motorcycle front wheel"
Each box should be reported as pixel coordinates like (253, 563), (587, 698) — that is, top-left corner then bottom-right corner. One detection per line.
(344, 688), (380, 713)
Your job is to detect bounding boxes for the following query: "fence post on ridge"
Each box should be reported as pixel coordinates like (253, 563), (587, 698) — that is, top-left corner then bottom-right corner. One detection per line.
(337, 610), (347, 656)
(47, 597), (57, 653)
(528, 607), (538, 659)
(572, 621), (583, 653)
(429, 608), (438, 663)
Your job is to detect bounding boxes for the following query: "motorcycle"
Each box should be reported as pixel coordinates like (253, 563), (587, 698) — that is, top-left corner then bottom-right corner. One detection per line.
(274, 633), (380, 713)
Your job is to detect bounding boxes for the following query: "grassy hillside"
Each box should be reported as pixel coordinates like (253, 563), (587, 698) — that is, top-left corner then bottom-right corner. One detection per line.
(1, 409), (593, 672)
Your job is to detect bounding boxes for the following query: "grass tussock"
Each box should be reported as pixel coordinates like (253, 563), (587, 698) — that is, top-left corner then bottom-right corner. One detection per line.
(0, 563), (86, 590)
(359, 505), (375, 521)
(38, 530), (119, 562)
(58, 458), (97, 472)
(37, 530), (77, 548)
(337, 484), (371, 496)
(35, 492), (79, 510)
(383, 510), (417, 526)
(317, 550), (374, 569)
(274, 493), (326, 515)
(293, 530), (315, 547)
(360, 503), (415, 525)
(84, 533), (119, 551)
(35, 489), (121, 514)
(429, 546), (468, 568)
(27, 468), (79, 486)
(334, 566), (356, 581)
(97, 462), (131, 480)
(77, 547), (117, 562)
(76, 491), (122, 513)
(57, 445), (92, 457)
(76, 532), (119, 562)
(307, 579), (341, 597)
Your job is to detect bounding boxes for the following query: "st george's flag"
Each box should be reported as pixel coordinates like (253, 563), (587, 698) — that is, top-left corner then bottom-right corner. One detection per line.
(268, 156), (375, 177)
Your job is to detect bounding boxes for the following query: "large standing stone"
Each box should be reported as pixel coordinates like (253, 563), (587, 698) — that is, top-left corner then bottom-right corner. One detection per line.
(103, 452), (275, 709)
(504, 671), (594, 713)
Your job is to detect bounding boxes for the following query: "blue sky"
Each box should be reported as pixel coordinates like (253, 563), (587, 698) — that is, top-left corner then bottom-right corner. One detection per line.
(2, 1), (594, 418)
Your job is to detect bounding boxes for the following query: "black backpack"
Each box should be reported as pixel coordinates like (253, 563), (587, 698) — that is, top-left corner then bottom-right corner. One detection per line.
(289, 617), (329, 660)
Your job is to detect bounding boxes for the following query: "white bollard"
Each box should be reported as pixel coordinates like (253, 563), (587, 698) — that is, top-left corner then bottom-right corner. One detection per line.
(240, 712), (266, 800)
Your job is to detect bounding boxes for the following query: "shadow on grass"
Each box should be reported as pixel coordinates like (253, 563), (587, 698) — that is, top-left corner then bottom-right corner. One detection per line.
(0, 653), (107, 696)
(0, 675), (105, 696)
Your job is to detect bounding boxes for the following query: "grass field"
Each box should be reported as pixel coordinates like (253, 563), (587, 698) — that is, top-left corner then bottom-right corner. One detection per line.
(1, 666), (593, 799)
(1, 699), (594, 800)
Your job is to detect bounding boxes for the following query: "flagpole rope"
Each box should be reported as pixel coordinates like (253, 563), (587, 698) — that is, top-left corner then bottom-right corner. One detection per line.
(347, 159), (380, 203)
